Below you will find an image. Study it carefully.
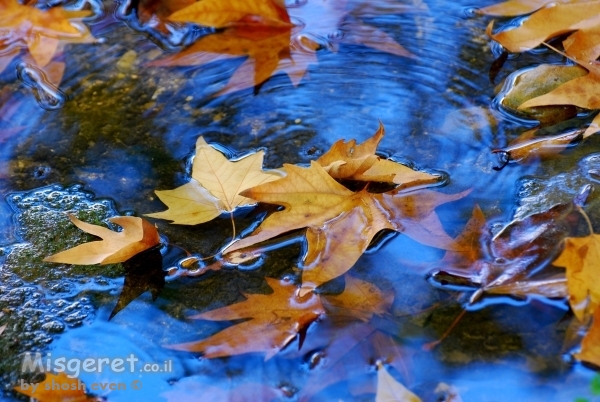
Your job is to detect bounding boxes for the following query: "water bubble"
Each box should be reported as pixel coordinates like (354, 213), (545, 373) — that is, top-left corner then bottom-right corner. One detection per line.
(16, 63), (66, 110)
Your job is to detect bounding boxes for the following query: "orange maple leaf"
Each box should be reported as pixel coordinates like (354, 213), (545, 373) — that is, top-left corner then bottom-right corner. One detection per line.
(0, 0), (93, 73)
(167, 277), (324, 359)
(224, 161), (466, 294)
(13, 372), (96, 402)
(150, 0), (418, 95)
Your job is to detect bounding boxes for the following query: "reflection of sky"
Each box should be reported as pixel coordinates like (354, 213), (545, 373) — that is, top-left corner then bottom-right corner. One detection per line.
(0, 0), (597, 400)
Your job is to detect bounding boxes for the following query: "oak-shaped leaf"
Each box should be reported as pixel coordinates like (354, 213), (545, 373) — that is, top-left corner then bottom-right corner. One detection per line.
(225, 161), (466, 294)
(44, 215), (160, 265)
(14, 372), (96, 402)
(376, 361), (422, 402)
(166, 277), (324, 359)
(147, 136), (283, 224)
(317, 122), (438, 187)
(0, 0), (93, 74)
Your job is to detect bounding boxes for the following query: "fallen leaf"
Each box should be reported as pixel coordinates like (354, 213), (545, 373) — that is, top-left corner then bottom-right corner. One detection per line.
(0, 0), (93, 72)
(322, 274), (394, 322)
(317, 122), (438, 187)
(484, 276), (568, 298)
(151, 0), (417, 95)
(147, 136), (283, 224)
(492, 127), (583, 168)
(477, 0), (576, 17)
(168, 0), (290, 28)
(577, 306), (600, 367)
(484, 2), (600, 56)
(166, 277), (324, 359)
(224, 162), (465, 293)
(376, 361), (422, 402)
(44, 215), (160, 265)
(0, 324), (5, 336)
(13, 372), (94, 402)
(552, 234), (600, 321)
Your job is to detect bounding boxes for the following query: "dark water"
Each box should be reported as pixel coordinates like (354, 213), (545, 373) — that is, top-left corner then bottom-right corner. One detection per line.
(1, 0), (599, 400)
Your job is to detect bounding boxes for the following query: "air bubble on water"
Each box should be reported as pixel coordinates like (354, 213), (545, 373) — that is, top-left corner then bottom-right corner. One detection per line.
(16, 63), (66, 110)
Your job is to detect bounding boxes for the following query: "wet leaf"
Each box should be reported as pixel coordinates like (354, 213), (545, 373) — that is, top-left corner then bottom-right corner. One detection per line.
(484, 276), (568, 298)
(44, 215), (160, 265)
(478, 0), (576, 17)
(152, 0), (417, 95)
(166, 277), (324, 359)
(225, 162), (466, 294)
(578, 306), (600, 367)
(109, 246), (165, 319)
(553, 234), (600, 321)
(147, 136), (283, 224)
(317, 122), (438, 187)
(13, 372), (95, 402)
(0, 0), (93, 72)
(322, 274), (394, 322)
(484, 1), (600, 57)
(376, 361), (422, 402)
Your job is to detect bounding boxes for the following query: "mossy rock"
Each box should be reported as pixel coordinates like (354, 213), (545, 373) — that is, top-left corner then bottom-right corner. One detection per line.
(499, 64), (588, 125)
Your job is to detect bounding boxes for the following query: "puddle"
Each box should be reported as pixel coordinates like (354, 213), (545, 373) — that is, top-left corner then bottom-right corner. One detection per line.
(1, 0), (599, 400)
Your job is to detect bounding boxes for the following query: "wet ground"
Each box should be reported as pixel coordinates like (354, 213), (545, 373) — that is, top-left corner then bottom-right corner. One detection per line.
(1, 0), (600, 400)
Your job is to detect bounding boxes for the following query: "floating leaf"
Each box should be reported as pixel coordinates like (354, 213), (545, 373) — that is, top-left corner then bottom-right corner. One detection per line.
(14, 372), (94, 402)
(44, 215), (160, 265)
(376, 361), (422, 402)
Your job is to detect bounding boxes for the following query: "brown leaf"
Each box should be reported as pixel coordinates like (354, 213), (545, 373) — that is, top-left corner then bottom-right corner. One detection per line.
(477, 0), (576, 17)
(317, 122), (438, 186)
(322, 274), (394, 321)
(13, 372), (94, 402)
(485, 2), (600, 55)
(224, 162), (465, 293)
(166, 277), (324, 359)
(44, 215), (160, 265)
(577, 306), (600, 367)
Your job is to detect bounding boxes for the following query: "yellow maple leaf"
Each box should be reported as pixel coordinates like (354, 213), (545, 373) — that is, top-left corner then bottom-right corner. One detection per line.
(552, 234), (600, 321)
(147, 136), (283, 225)
(44, 215), (160, 265)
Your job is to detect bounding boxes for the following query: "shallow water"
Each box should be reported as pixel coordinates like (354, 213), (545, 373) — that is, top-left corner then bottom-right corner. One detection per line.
(1, 0), (600, 400)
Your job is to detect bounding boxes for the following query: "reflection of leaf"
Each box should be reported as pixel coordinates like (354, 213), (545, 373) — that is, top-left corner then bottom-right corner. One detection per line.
(0, 0), (92, 72)
(147, 136), (283, 224)
(225, 162), (465, 294)
(44, 215), (160, 265)
(317, 122), (437, 186)
(109, 246), (165, 319)
(13, 372), (94, 402)
(376, 361), (422, 402)
(167, 277), (324, 359)
(152, 0), (417, 95)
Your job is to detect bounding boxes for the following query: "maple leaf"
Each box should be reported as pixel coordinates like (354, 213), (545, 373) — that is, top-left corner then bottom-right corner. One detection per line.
(13, 372), (96, 402)
(166, 277), (324, 359)
(317, 122), (438, 187)
(0, 0), (93, 73)
(225, 162), (466, 294)
(44, 215), (160, 265)
(552, 234), (600, 321)
(375, 361), (422, 402)
(150, 0), (417, 96)
(577, 306), (600, 367)
(147, 136), (283, 225)
(322, 274), (394, 322)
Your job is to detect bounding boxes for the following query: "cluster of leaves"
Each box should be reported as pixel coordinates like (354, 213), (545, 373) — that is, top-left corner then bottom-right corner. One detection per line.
(478, 0), (600, 166)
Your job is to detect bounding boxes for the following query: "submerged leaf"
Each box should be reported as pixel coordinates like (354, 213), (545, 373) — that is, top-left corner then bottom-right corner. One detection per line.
(376, 361), (422, 402)
(44, 215), (160, 265)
